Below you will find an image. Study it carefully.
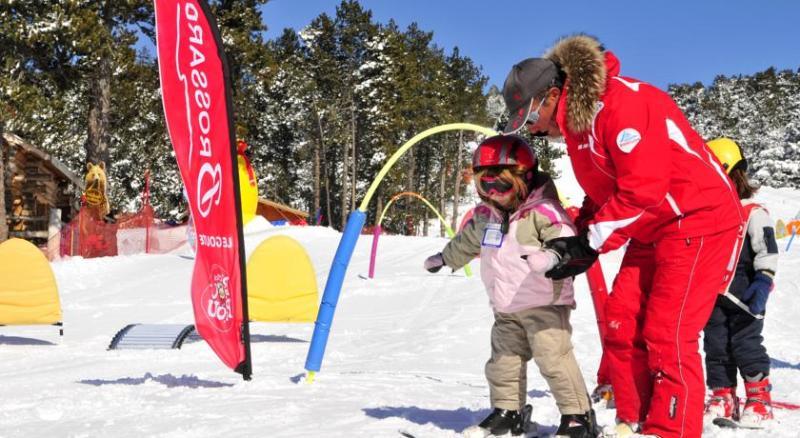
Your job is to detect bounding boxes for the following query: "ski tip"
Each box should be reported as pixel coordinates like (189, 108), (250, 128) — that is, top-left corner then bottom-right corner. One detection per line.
(305, 371), (316, 384)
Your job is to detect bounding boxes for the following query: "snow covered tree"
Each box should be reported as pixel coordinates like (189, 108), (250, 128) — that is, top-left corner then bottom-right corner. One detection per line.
(670, 67), (800, 188)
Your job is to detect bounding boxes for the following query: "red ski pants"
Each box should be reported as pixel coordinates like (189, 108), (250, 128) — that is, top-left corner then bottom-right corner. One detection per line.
(604, 228), (739, 438)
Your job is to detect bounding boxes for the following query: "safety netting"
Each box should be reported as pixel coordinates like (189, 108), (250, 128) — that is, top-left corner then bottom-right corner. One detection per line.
(58, 203), (188, 259)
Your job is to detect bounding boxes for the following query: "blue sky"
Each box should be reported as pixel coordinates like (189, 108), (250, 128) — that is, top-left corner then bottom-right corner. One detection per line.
(258, 0), (800, 90)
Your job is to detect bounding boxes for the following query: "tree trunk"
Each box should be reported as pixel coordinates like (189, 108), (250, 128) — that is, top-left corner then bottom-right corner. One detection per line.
(350, 98), (357, 212)
(439, 158), (447, 237)
(340, 137), (349, 230)
(313, 104), (328, 227)
(324, 168), (332, 228)
(0, 120), (7, 242)
(406, 139), (415, 192)
(422, 209), (429, 237)
(405, 143), (415, 236)
(313, 142), (320, 224)
(86, 56), (112, 167)
(451, 131), (464, 231)
(375, 188), (383, 229)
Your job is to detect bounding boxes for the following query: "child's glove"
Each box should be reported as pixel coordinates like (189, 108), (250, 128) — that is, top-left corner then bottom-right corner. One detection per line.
(742, 271), (773, 315)
(424, 253), (446, 273)
(521, 249), (561, 274)
(543, 233), (598, 280)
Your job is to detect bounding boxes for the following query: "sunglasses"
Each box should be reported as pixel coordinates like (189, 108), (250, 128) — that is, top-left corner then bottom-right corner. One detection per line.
(524, 96), (548, 126)
(479, 175), (514, 196)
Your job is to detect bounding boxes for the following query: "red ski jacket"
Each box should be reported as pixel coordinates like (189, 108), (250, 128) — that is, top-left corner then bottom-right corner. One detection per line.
(556, 51), (744, 253)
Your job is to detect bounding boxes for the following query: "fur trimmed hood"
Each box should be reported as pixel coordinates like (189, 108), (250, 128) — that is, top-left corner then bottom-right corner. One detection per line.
(545, 34), (610, 134)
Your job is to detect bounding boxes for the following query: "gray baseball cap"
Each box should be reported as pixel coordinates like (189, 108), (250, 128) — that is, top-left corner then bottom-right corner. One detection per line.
(502, 58), (559, 134)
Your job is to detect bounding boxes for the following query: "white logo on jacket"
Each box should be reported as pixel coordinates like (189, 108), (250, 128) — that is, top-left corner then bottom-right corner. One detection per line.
(616, 128), (641, 153)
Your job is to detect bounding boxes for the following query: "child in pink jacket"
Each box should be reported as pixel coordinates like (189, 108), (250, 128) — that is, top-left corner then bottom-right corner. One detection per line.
(424, 135), (596, 438)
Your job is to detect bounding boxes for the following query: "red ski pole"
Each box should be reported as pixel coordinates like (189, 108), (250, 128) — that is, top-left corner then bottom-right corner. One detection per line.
(565, 207), (612, 391)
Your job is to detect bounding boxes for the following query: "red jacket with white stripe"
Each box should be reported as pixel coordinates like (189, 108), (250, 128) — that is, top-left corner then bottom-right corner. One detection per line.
(547, 36), (744, 253)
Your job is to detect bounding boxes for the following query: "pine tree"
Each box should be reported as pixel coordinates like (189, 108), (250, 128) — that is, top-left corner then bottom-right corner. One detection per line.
(669, 67), (800, 188)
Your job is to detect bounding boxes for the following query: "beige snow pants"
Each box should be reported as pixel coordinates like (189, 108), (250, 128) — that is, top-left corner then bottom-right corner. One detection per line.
(486, 305), (591, 414)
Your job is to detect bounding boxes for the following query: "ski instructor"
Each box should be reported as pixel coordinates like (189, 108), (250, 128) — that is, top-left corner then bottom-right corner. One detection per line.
(501, 34), (744, 438)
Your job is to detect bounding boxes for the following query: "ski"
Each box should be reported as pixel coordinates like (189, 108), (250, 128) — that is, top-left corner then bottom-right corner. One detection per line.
(736, 397), (800, 411)
(712, 416), (765, 430)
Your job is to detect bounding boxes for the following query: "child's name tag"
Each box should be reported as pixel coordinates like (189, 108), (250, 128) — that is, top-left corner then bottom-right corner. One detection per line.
(482, 223), (504, 248)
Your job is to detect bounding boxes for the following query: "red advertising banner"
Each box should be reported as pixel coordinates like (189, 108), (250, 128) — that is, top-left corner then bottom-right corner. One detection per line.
(154, 0), (252, 379)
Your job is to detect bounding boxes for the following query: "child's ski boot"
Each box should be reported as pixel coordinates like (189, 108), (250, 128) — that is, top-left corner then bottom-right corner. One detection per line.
(463, 404), (534, 437)
(554, 410), (600, 438)
(738, 377), (773, 429)
(703, 386), (739, 423)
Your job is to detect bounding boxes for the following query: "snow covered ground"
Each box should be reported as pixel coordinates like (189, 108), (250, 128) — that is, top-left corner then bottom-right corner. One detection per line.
(1, 166), (799, 437)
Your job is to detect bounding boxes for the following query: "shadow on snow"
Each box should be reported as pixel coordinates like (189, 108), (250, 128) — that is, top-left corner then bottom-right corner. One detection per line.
(79, 372), (233, 388)
(0, 335), (56, 346)
(771, 357), (800, 370)
(363, 389), (554, 433)
(249, 334), (307, 343)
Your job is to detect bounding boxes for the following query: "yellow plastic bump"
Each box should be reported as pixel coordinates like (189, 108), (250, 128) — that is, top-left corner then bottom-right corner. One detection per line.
(246, 235), (319, 322)
(305, 371), (316, 384)
(776, 219), (787, 239)
(238, 155), (259, 225)
(0, 239), (62, 325)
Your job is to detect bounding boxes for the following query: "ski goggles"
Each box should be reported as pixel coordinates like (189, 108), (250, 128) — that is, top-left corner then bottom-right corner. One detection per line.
(479, 175), (514, 196)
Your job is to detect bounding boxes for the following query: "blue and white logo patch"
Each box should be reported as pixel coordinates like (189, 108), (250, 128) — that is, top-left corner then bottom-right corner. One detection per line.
(616, 128), (641, 153)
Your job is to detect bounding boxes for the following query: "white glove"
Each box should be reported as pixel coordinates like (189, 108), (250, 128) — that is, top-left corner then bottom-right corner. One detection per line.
(521, 249), (560, 274)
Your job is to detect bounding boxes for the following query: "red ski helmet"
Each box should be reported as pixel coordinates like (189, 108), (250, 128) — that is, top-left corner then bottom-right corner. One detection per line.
(472, 134), (537, 171)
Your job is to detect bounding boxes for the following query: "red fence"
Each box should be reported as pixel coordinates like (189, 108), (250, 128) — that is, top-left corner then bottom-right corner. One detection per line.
(58, 205), (187, 259)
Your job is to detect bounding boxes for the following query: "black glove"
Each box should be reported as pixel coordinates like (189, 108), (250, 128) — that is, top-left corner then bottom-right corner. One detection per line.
(424, 253), (446, 273)
(543, 234), (598, 280)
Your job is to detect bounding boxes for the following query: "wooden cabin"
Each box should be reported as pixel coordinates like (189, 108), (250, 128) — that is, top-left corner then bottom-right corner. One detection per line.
(2, 132), (83, 250)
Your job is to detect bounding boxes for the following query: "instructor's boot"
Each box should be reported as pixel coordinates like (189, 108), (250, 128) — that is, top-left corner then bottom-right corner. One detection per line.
(601, 420), (641, 437)
(740, 377), (773, 428)
(704, 387), (739, 422)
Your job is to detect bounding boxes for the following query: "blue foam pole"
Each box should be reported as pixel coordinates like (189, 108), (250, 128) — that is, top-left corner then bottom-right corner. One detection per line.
(305, 210), (367, 373)
(787, 229), (797, 252)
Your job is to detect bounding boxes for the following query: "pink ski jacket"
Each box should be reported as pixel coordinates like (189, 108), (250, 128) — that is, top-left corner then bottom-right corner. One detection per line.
(442, 177), (576, 313)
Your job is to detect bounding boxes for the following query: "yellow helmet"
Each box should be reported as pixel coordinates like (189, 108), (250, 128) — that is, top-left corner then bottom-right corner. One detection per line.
(707, 137), (746, 174)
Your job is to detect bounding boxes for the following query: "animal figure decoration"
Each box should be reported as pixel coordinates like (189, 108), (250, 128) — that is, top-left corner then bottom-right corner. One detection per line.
(83, 162), (110, 222)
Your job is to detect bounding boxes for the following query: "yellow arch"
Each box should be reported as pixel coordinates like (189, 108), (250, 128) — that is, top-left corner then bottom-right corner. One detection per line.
(378, 192), (449, 230)
(306, 123), (497, 381)
(359, 123), (498, 213)
(377, 192), (473, 277)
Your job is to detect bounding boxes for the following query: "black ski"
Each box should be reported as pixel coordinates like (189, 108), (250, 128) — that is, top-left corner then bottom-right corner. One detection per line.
(712, 417), (764, 430)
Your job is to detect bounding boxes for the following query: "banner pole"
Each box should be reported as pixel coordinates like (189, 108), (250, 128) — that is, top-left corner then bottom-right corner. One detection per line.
(199, 0), (253, 380)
